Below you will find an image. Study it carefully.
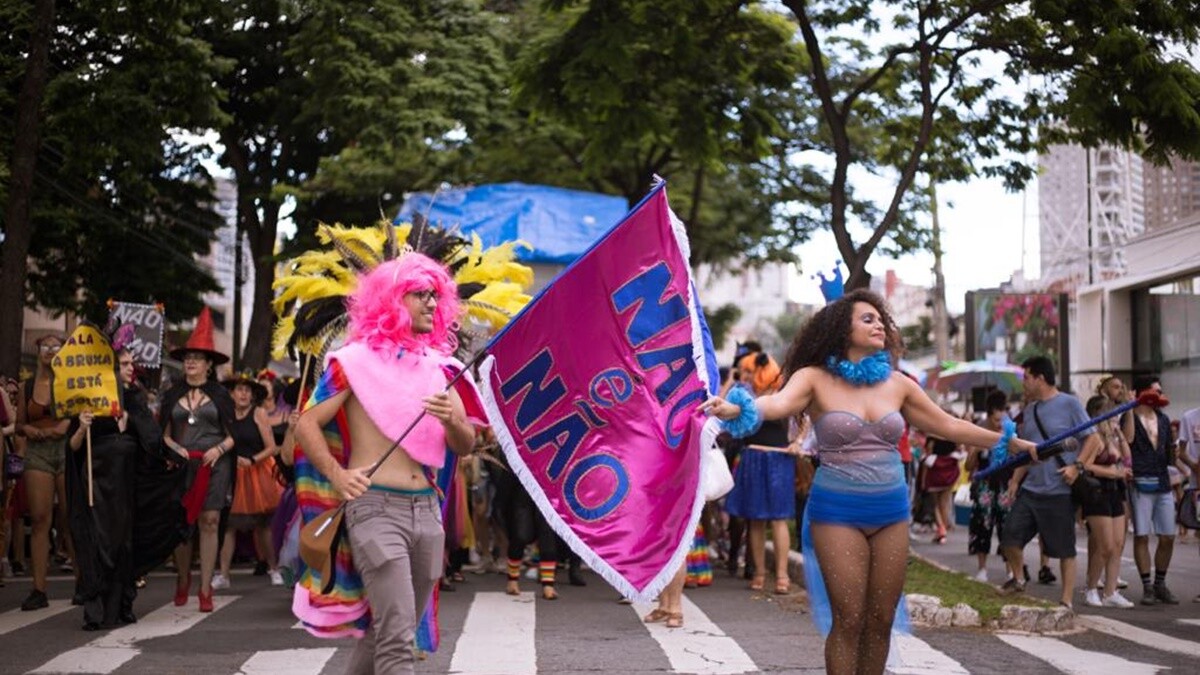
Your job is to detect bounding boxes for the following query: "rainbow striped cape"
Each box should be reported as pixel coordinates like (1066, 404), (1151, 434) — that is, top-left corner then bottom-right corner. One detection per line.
(291, 356), (485, 645)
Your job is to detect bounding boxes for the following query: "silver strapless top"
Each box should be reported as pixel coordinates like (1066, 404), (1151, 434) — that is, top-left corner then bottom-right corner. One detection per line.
(812, 410), (905, 490)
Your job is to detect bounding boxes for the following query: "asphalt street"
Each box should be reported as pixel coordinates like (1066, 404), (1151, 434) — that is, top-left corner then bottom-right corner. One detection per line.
(0, 544), (1198, 674)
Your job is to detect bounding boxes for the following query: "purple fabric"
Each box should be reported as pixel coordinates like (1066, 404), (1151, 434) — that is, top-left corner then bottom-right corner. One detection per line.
(479, 185), (709, 600)
(271, 485), (297, 555)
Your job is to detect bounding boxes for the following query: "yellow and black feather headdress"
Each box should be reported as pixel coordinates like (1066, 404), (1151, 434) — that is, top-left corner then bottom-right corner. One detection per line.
(272, 214), (533, 366)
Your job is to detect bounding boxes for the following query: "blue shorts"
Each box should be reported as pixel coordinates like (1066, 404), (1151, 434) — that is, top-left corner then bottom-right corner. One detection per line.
(1131, 489), (1175, 537)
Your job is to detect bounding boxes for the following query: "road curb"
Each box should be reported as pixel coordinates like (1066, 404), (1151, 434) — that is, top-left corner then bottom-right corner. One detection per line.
(764, 541), (1077, 633)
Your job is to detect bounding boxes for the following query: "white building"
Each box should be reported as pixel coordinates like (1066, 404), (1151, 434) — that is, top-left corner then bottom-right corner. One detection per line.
(1039, 144), (1148, 394)
(195, 177), (255, 362)
(1076, 218), (1200, 413)
(1038, 144), (1145, 293)
(694, 261), (800, 362)
(871, 269), (931, 331)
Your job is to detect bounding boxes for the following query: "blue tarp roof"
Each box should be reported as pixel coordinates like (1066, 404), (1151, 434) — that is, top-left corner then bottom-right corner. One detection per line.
(396, 182), (629, 264)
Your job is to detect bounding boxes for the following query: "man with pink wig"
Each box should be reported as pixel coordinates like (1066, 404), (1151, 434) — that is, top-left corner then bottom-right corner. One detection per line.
(295, 253), (485, 674)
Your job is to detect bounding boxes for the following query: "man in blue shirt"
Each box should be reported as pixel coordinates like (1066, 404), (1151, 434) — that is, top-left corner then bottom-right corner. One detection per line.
(1000, 356), (1100, 610)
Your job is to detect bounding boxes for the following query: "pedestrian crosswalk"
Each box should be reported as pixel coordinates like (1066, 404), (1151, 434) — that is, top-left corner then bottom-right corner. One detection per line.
(235, 648), (336, 675)
(889, 634), (970, 674)
(29, 595), (238, 674)
(995, 634), (1167, 675)
(4, 578), (1200, 675)
(1076, 615), (1200, 658)
(450, 592), (537, 675)
(630, 597), (757, 674)
(0, 600), (73, 636)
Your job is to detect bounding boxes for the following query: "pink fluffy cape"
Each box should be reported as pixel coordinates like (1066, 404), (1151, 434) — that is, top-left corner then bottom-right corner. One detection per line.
(325, 341), (484, 467)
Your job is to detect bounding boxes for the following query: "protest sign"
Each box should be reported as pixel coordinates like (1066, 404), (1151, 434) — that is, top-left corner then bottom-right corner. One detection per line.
(106, 300), (165, 368)
(51, 324), (123, 419)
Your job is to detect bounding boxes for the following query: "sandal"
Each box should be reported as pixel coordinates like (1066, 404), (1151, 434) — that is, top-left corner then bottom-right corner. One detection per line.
(643, 608), (670, 623)
(774, 578), (790, 595)
(749, 575), (765, 592)
(505, 580), (520, 596)
(665, 611), (683, 629)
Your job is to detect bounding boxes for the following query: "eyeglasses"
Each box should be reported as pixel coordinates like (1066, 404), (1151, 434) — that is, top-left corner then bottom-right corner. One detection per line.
(182, 353), (208, 362)
(38, 344), (61, 353)
(409, 289), (439, 304)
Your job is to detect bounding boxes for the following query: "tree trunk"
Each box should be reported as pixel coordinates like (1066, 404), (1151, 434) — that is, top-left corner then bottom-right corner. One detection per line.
(844, 251), (872, 291)
(929, 183), (950, 363)
(0, 0), (56, 378)
(239, 204), (280, 371)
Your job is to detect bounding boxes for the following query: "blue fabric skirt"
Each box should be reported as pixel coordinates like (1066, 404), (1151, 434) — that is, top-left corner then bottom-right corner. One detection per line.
(725, 448), (796, 520)
(802, 479), (911, 637)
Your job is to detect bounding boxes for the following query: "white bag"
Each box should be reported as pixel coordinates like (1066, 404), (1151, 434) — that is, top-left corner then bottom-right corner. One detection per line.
(699, 419), (734, 501)
(953, 483), (972, 508)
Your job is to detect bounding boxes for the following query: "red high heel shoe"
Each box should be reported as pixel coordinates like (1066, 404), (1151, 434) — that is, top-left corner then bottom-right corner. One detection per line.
(197, 589), (214, 613)
(173, 571), (192, 607)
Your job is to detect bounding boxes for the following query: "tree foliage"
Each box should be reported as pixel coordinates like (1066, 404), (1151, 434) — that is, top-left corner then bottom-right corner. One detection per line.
(779, 0), (1200, 288)
(0, 0), (228, 374)
(471, 0), (818, 266)
(200, 0), (507, 368)
(8, 0), (1200, 376)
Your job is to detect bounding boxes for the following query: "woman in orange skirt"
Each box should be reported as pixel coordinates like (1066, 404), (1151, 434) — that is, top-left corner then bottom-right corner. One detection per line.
(215, 373), (282, 588)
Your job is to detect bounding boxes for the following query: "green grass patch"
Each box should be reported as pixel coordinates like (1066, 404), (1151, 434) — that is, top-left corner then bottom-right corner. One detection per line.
(904, 556), (1050, 623)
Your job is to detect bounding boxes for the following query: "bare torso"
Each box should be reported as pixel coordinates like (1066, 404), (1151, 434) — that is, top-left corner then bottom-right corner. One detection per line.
(343, 393), (431, 490)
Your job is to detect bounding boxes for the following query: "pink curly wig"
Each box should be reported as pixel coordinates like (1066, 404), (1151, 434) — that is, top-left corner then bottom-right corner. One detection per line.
(346, 253), (461, 356)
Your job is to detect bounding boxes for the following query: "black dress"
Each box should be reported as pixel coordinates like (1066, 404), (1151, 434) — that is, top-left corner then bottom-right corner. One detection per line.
(66, 388), (158, 627)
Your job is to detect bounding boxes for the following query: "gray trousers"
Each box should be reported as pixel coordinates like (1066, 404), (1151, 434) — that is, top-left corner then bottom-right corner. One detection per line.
(344, 490), (444, 675)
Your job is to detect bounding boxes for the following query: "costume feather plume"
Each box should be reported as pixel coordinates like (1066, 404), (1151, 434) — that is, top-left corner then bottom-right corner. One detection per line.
(272, 219), (533, 361)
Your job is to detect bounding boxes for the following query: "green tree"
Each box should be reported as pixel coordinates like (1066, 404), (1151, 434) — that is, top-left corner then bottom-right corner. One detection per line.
(473, 0), (817, 266)
(779, 0), (1200, 288)
(517, 1), (1200, 285)
(0, 0), (228, 376)
(900, 315), (934, 353)
(703, 303), (742, 351)
(201, 0), (507, 369)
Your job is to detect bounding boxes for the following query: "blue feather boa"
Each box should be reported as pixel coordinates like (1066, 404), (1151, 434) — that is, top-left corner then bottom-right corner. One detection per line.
(825, 350), (892, 386)
(989, 417), (1016, 469)
(721, 385), (762, 438)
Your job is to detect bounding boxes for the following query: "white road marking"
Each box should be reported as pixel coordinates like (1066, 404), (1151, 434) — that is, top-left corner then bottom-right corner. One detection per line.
(235, 648), (337, 675)
(632, 597), (758, 674)
(28, 596), (238, 674)
(888, 634), (970, 674)
(1077, 615), (1200, 658)
(449, 592), (536, 675)
(997, 633), (1166, 675)
(0, 601), (74, 635)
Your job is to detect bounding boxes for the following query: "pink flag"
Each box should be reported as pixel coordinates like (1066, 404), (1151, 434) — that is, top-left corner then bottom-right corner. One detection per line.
(479, 183), (716, 600)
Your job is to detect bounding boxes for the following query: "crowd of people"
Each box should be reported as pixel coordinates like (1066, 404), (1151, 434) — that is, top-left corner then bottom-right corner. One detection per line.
(904, 361), (1200, 612)
(0, 319), (300, 624)
(0, 284), (1197, 675)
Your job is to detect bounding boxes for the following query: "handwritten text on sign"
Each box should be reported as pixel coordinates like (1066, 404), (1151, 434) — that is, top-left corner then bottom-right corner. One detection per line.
(108, 301), (165, 368)
(51, 325), (122, 418)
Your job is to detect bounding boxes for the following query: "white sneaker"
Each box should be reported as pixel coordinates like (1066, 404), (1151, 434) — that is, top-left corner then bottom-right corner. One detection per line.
(972, 569), (988, 583)
(524, 567), (538, 581)
(211, 573), (230, 590)
(1103, 592), (1135, 608)
(1084, 589), (1103, 607)
(269, 569), (284, 586)
(1098, 577), (1131, 590)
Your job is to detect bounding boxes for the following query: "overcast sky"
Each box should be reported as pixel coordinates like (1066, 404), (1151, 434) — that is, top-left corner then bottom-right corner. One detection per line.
(789, 174), (1041, 314)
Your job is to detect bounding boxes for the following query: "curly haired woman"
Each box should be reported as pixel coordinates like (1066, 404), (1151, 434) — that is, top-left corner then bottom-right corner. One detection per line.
(704, 289), (1035, 675)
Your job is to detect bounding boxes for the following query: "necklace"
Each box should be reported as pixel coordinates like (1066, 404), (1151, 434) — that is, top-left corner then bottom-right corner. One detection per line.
(184, 387), (204, 425)
(825, 351), (892, 386)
